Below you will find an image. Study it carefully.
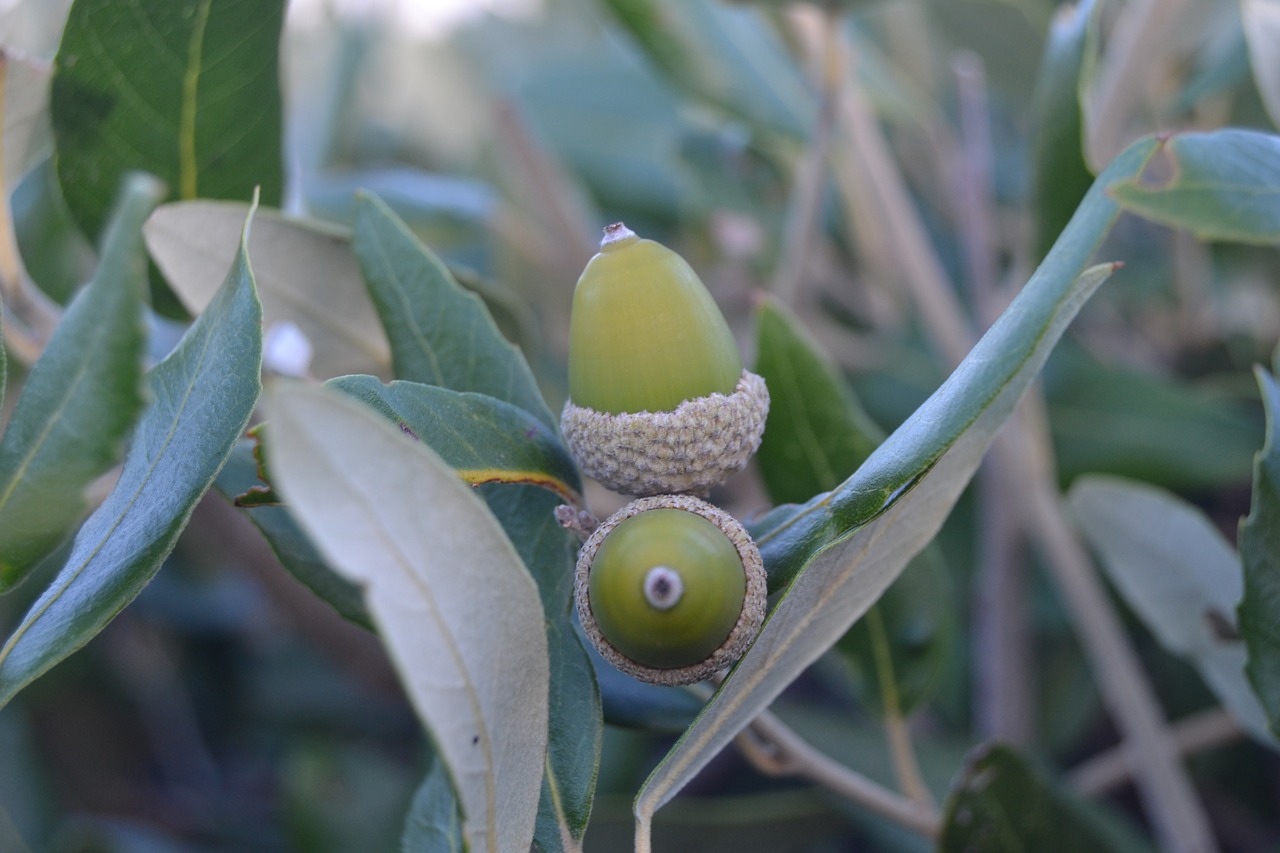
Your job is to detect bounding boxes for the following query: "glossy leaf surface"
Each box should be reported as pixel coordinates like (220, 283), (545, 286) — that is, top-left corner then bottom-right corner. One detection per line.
(0, 174), (161, 589)
(0, 201), (262, 707)
(52, 0), (284, 240)
(352, 193), (556, 430)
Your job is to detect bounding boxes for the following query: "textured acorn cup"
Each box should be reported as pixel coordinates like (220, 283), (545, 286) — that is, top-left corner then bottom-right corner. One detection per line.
(575, 494), (767, 686)
(562, 223), (769, 497)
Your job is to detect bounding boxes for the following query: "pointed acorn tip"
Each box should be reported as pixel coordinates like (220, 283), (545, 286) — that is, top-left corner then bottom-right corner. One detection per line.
(601, 222), (637, 249)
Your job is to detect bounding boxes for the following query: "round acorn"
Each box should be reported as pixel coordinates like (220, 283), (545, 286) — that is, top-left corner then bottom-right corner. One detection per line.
(562, 223), (769, 497)
(575, 494), (766, 686)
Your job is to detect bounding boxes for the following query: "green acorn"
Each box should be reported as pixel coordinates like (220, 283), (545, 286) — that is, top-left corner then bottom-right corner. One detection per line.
(562, 224), (769, 497)
(575, 494), (766, 685)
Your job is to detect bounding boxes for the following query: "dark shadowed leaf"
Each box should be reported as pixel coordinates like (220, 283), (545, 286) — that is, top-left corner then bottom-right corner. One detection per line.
(0, 201), (262, 708)
(0, 174), (162, 591)
(52, 0), (284, 241)
(939, 744), (1140, 853)
(214, 442), (372, 631)
(1240, 362), (1280, 737)
(352, 193), (556, 431)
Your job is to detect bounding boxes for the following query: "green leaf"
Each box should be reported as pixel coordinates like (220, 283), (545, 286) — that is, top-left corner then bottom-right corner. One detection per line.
(939, 744), (1139, 853)
(1068, 475), (1274, 744)
(263, 382), (549, 853)
(352, 193), (556, 431)
(1108, 129), (1280, 244)
(752, 296), (881, 506)
(0, 199), (263, 708)
(753, 296), (951, 715)
(633, 135), (1161, 840)
(401, 758), (464, 853)
(145, 201), (391, 380)
(0, 173), (163, 591)
(1242, 0), (1280, 131)
(51, 0), (285, 241)
(1030, 0), (1097, 262)
(599, 0), (814, 138)
(327, 376), (580, 503)
(214, 442), (373, 631)
(1240, 364), (1280, 737)
(1045, 342), (1259, 491)
(535, 623), (601, 853)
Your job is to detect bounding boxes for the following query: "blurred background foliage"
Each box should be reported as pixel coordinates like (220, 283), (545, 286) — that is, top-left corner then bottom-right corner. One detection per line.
(1, 0), (1279, 850)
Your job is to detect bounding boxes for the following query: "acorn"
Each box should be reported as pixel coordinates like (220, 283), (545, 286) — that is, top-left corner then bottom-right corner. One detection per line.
(575, 494), (767, 686)
(562, 223), (769, 497)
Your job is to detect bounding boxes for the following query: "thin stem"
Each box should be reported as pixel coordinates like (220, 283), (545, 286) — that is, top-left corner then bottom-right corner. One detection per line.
(1004, 412), (1220, 853)
(864, 605), (934, 807)
(734, 708), (941, 839)
(772, 4), (843, 305)
(1069, 708), (1243, 798)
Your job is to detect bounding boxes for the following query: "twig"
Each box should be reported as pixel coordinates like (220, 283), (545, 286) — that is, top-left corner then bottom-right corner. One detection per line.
(734, 707), (941, 839)
(771, 4), (843, 305)
(1069, 708), (1243, 797)
(1006, 411), (1220, 853)
(864, 606), (934, 807)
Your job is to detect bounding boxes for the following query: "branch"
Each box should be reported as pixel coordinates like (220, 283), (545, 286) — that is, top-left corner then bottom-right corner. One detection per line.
(734, 708), (941, 839)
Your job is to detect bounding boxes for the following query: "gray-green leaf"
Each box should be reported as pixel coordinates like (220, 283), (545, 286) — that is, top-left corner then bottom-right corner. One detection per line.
(1068, 475), (1274, 745)
(1108, 129), (1280, 244)
(0, 173), (163, 591)
(0, 200), (263, 708)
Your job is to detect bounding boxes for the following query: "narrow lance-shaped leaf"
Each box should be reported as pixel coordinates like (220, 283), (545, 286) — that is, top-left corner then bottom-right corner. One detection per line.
(1108, 129), (1280, 245)
(0, 199), (263, 708)
(0, 173), (163, 591)
(1069, 475), (1274, 745)
(263, 383), (549, 853)
(753, 295), (951, 715)
(633, 134), (1162, 844)
(52, 0), (285, 242)
(1030, 0), (1097, 262)
(1240, 362), (1280, 737)
(352, 193), (557, 431)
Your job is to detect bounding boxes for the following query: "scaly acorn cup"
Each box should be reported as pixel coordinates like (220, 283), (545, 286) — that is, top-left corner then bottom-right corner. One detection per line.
(575, 494), (766, 686)
(562, 223), (769, 496)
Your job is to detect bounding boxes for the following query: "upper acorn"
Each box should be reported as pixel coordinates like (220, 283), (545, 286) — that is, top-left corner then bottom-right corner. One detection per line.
(569, 223), (742, 415)
(562, 223), (769, 497)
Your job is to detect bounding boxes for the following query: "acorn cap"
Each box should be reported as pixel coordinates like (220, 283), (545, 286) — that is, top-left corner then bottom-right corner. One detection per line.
(562, 369), (769, 496)
(575, 494), (767, 686)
